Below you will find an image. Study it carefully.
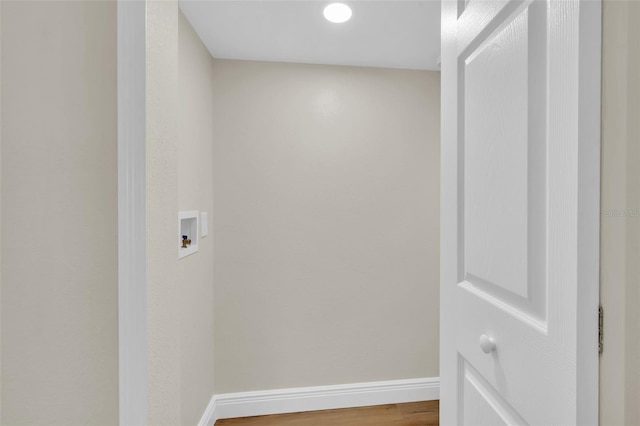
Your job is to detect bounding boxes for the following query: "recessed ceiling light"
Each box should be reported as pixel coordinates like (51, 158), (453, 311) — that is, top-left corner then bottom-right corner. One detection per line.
(323, 3), (352, 23)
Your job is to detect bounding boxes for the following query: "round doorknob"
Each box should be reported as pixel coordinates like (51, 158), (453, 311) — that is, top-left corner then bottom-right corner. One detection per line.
(479, 334), (496, 354)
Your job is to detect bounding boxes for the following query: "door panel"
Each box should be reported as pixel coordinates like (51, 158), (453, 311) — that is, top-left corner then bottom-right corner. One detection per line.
(441, 0), (601, 424)
(464, 5), (532, 301)
(462, 360), (527, 426)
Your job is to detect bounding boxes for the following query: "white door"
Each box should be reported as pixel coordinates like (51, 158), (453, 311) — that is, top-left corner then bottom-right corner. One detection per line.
(440, 0), (601, 424)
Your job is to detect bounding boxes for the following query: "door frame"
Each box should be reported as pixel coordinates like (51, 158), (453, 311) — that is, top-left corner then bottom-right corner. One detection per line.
(439, 0), (602, 423)
(116, 0), (603, 423)
(117, 1), (148, 425)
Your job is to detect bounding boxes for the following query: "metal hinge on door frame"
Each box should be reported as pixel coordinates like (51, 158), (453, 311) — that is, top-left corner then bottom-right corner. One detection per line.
(599, 306), (604, 355)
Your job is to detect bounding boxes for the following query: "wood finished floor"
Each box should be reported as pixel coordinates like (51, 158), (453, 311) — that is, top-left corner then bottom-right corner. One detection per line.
(215, 401), (439, 426)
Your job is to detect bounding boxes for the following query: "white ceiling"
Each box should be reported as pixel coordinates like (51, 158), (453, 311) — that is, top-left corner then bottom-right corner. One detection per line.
(179, 1), (441, 71)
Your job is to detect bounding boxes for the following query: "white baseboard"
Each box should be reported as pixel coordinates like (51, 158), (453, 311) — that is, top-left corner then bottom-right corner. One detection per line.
(198, 377), (439, 426)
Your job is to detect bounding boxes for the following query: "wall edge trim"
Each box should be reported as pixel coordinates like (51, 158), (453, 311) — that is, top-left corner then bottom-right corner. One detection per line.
(117, 1), (148, 424)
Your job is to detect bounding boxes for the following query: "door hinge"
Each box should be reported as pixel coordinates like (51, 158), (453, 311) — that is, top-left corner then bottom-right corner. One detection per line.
(599, 305), (604, 355)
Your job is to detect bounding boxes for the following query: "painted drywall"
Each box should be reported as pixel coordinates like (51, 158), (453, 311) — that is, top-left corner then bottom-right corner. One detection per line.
(1, 1), (3, 418)
(178, 10), (216, 425)
(146, 1), (181, 424)
(211, 59), (440, 393)
(0, 1), (118, 424)
(179, 1), (441, 71)
(600, 1), (640, 424)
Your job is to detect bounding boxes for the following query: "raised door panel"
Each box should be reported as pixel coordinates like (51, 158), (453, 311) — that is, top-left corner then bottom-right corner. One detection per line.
(461, 360), (527, 426)
(461, 0), (547, 327)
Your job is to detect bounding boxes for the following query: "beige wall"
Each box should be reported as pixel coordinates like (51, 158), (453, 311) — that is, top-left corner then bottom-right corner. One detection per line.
(211, 59), (440, 393)
(1, 1), (4, 417)
(0, 2), (118, 424)
(178, 10), (215, 425)
(146, 1), (181, 424)
(146, 5), (217, 424)
(600, 1), (640, 425)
